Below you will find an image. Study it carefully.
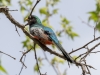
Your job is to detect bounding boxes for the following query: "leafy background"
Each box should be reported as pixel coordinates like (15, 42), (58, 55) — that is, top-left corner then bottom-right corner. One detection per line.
(0, 0), (100, 75)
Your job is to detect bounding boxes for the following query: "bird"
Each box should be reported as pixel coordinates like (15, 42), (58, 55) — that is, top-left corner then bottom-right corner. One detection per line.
(26, 15), (75, 63)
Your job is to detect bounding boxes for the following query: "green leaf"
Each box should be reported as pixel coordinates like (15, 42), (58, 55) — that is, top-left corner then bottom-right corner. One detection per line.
(51, 44), (56, 49)
(69, 32), (79, 39)
(72, 56), (80, 61)
(88, 11), (98, 22)
(60, 16), (78, 39)
(34, 57), (43, 72)
(42, 19), (53, 28)
(26, 0), (32, 6)
(96, 3), (100, 12)
(51, 56), (65, 64)
(1, 0), (11, 6)
(56, 31), (62, 37)
(61, 17), (70, 25)
(96, 22), (100, 31)
(22, 36), (33, 49)
(20, 6), (26, 14)
(64, 26), (79, 39)
(39, 7), (48, 15)
(34, 65), (39, 72)
(50, 0), (60, 6)
(52, 9), (58, 14)
(0, 65), (7, 74)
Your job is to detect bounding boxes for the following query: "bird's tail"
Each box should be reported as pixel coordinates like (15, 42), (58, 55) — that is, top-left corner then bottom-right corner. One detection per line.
(54, 42), (75, 63)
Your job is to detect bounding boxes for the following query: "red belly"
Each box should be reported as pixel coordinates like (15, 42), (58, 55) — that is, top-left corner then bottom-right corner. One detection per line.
(33, 36), (53, 45)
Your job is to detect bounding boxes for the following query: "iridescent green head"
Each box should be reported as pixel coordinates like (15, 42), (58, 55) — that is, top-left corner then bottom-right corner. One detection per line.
(27, 15), (42, 25)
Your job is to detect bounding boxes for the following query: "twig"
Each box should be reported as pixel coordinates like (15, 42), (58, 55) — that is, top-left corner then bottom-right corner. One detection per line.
(75, 43), (100, 62)
(91, 51), (100, 53)
(25, 0), (40, 26)
(85, 61), (91, 75)
(43, 51), (59, 75)
(0, 7), (99, 75)
(8, 9), (18, 11)
(93, 27), (96, 39)
(0, 6), (18, 12)
(78, 17), (94, 28)
(55, 63), (62, 75)
(81, 42), (100, 60)
(75, 53), (85, 61)
(76, 62), (96, 75)
(19, 55), (26, 75)
(15, 25), (20, 36)
(81, 64), (87, 75)
(33, 43), (41, 75)
(69, 36), (100, 54)
(20, 48), (32, 68)
(75, 50), (100, 62)
(0, 51), (16, 60)
(0, 7), (66, 61)
(41, 72), (47, 75)
(29, 0), (41, 17)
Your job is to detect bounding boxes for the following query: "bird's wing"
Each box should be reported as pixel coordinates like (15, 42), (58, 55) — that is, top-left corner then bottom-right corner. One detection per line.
(43, 27), (74, 63)
(43, 27), (59, 43)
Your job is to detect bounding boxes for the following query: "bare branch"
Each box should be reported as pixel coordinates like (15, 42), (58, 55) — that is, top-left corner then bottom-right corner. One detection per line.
(0, 7), (99, 75)
(69, 36), (100, 54)
(55, 63), (62, 75)
(78, 17), (94, 28)
(19, 55), (26, 75)
(81, 42), (100, 60)
(91, 51), (100, 53)
(20, 48), (32, 68)
(0, 51), (16, 60)
(0, 7), (66, 60)
(93, 27), (96, 39)
(33, 43), (41, 75)
(15, 25), (20, 36)
(29, 0), (41, 17)
(43, 51), (59, 75)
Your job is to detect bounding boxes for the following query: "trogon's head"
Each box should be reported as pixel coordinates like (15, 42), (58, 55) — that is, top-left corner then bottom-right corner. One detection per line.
(26, 15), (42, 25)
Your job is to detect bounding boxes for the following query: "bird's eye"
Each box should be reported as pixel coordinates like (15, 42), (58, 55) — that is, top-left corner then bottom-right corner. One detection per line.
(28, 16), (33, 19)
(27, 15), (37, 20)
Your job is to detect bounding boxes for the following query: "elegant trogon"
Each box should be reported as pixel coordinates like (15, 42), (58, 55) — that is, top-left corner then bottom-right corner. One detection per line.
(26, 15), (75, 63)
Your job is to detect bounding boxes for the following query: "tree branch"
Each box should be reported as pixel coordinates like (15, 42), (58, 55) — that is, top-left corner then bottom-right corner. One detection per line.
(0, 7), (98, 75)
(0, 7), (65, 59)
(33, 43), (41, 75)
(29, 0), (40, 17)
(69, 36), (100, 54)
(0, 51), (16, 60)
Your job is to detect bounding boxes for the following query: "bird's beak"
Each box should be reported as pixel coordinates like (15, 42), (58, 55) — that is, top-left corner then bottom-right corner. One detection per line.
(25, 17), (29, 21)
(25, 17), (29, 26)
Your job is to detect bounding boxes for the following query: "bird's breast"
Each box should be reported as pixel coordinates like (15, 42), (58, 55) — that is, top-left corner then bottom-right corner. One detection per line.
(30, 27), (53, 45)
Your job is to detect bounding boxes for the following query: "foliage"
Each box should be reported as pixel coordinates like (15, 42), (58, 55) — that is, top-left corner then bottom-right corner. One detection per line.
(2, 0), (100, 75)
(88, 1), (100, 31)
(34, 57), (43, 72)
(0, 65), (7, 74)
(51, 56), (65, 64)
(0, 59), (7, 74)
(0, 0), (11, 6)
(60, 16), (79, 39)
(0, 0), (78, 74)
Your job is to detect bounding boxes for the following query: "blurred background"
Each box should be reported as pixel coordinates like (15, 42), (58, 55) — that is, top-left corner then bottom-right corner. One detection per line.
(0, 0), (100, 75)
